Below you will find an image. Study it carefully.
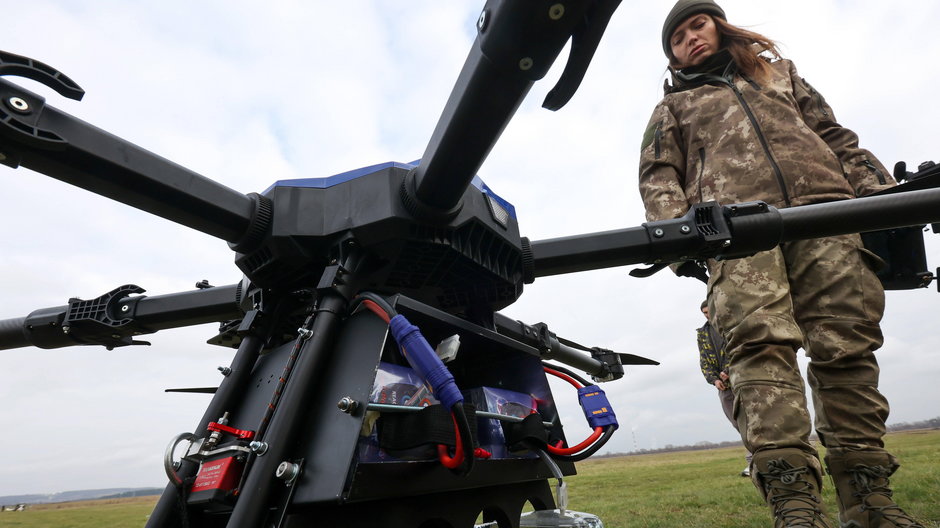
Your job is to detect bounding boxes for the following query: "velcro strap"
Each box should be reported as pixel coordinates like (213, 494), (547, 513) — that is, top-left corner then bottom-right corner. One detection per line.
(378, 404), (477, 451)
(501, 413), (548, 452)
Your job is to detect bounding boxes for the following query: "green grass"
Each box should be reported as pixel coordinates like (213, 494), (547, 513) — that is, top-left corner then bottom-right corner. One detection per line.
(0, 497), (156, 528)
(1, 430), (936, 527)
(567, 429), (940, 527)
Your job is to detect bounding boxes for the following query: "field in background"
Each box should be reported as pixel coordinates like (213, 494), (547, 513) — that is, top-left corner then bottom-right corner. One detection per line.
(568, 429), (940, 527)
(0, 496), (156, 527)
(1, 430), (936, 527)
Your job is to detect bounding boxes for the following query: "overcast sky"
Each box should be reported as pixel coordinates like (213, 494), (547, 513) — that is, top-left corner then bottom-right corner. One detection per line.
(1, 1), (938, 497)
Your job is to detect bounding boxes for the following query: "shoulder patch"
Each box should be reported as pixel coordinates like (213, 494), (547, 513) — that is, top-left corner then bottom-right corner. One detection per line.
(641, 121), (657, 151)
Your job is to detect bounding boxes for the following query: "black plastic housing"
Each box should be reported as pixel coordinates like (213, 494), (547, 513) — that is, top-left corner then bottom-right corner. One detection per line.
(237, 163), (525, 314)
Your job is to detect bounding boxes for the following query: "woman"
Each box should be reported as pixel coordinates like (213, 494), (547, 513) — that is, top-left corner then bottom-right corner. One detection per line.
(639, 2), (924, 527)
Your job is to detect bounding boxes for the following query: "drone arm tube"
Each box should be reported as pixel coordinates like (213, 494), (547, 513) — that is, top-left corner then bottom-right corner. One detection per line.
(0, 77), (257, 244)
(528, 226), (653, 278)
(525, 187), (940, 278)
(777, 187), (940, 242)
(409, 1), (602, 217)
(0, 316), (29, 349)
(529, 202), (738, 278)
(0, 283), (244, 351)
(128, 283), (244, 330)
(492, 312), (607, 377)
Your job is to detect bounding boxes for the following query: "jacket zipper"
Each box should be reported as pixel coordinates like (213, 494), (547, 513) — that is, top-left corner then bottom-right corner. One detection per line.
(697, 147), (706, 202)
(863, 160), (886, 184)
(724, 79), (792, 207)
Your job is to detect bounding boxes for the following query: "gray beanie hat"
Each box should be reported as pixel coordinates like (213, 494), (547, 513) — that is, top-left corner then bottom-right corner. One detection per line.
(662, 0), (726, 57)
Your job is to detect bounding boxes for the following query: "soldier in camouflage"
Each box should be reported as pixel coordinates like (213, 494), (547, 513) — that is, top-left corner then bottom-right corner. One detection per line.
(697, 299), (752, 476)
(640, 1), (926, 527)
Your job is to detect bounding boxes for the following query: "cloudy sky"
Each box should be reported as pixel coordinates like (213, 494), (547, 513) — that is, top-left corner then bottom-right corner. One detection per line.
(1, 1), (939, 497)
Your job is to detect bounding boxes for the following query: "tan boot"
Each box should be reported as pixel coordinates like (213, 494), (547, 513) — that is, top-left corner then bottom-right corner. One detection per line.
(752, 448), (834, 528)
(825, 451), (925, 528)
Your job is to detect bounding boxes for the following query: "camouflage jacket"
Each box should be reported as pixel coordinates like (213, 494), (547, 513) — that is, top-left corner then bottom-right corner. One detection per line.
(639, 52), (895, 223)
(696, 321), (727, 386)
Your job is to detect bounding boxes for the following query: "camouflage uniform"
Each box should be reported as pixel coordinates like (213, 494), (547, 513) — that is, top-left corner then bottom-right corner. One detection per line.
(638, 51), (896, 459)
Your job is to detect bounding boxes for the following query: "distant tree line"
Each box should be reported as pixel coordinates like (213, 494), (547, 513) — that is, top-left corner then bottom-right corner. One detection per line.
(597, 417), (939, 458)
(886, 416), (940, 432)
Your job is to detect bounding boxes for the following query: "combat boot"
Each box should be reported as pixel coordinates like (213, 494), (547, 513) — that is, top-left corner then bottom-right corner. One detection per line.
(825, 451), (925, 528)
(751, 448), (833, 528)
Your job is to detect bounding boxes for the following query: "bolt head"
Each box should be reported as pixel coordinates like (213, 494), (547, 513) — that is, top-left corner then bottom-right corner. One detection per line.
(337, 396), (358, 413)
(7, 97), (30, 113)
(477, 10), (488, 31)
(519, 57), (534, 71)
(653, 228), (664, 238)
(549, 4), (565, 20)
(276, 461), (299, 481)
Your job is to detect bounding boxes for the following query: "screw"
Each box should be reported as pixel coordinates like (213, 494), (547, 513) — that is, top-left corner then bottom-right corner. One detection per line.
(218, 366), (232, 376)
(519, 57), (534, 71)
(62, 325), (71, 334)
(7, 97), (29, 113)
(680, 225), (691, 234)
(275, 461), (300, 483)
(653, 228), (664, 238)
(121, 304), (130, 313)
(337, 397), (359, 414)
(477, 10), (488, 31)
(549, 4), (565, 20)
(249, 441), (268, 455)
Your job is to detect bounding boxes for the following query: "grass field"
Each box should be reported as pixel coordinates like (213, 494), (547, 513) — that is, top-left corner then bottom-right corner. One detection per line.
(567, 429), (940, 527)
(1, 430), (936, 527)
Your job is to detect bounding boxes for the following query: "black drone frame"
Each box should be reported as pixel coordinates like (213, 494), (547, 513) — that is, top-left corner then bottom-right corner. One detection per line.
(1, 2), (939, 527)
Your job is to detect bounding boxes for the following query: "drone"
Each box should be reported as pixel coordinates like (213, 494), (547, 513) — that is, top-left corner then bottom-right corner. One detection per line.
(2, 2), (938, 527)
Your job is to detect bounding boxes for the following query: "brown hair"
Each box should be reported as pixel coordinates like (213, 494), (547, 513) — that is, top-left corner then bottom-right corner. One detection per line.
(669, 15), (781, 82)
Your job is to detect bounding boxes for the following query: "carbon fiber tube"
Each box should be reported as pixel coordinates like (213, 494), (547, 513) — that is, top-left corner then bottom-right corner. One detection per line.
(0, 284), (243, 351)
(0, 317), (28, 349)
(410, 1), (593, 216)
(0, 78), (256, 244)
(778, 188), (940, 242)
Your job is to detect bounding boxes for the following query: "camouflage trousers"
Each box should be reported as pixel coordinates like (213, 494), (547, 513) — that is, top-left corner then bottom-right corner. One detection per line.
(706, 234), (890, 456)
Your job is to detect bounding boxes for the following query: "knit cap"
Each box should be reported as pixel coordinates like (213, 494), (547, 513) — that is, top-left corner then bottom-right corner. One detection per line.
(662, 0), (726, 57)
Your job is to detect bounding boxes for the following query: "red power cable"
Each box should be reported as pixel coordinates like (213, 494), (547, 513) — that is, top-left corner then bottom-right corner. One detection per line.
(437, 413), (464, 468)
(361, 299), (391, 323)
(543, 366), (606, 456)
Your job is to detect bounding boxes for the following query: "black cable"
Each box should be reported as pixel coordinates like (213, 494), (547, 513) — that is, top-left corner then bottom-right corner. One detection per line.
(350, 291), (398, 318)
(546, 426), (616, 463)
(541, 361), (591, 387)
(452, 403), (475, 475)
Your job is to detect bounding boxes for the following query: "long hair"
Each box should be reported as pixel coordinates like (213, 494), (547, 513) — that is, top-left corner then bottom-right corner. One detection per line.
(668, 15), (781, 82)
(712, 17), (781, 81)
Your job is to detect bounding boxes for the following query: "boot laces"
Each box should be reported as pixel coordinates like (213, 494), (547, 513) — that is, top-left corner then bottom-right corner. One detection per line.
(848, 465), (925, 528)
(761, 459), (828, 527)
